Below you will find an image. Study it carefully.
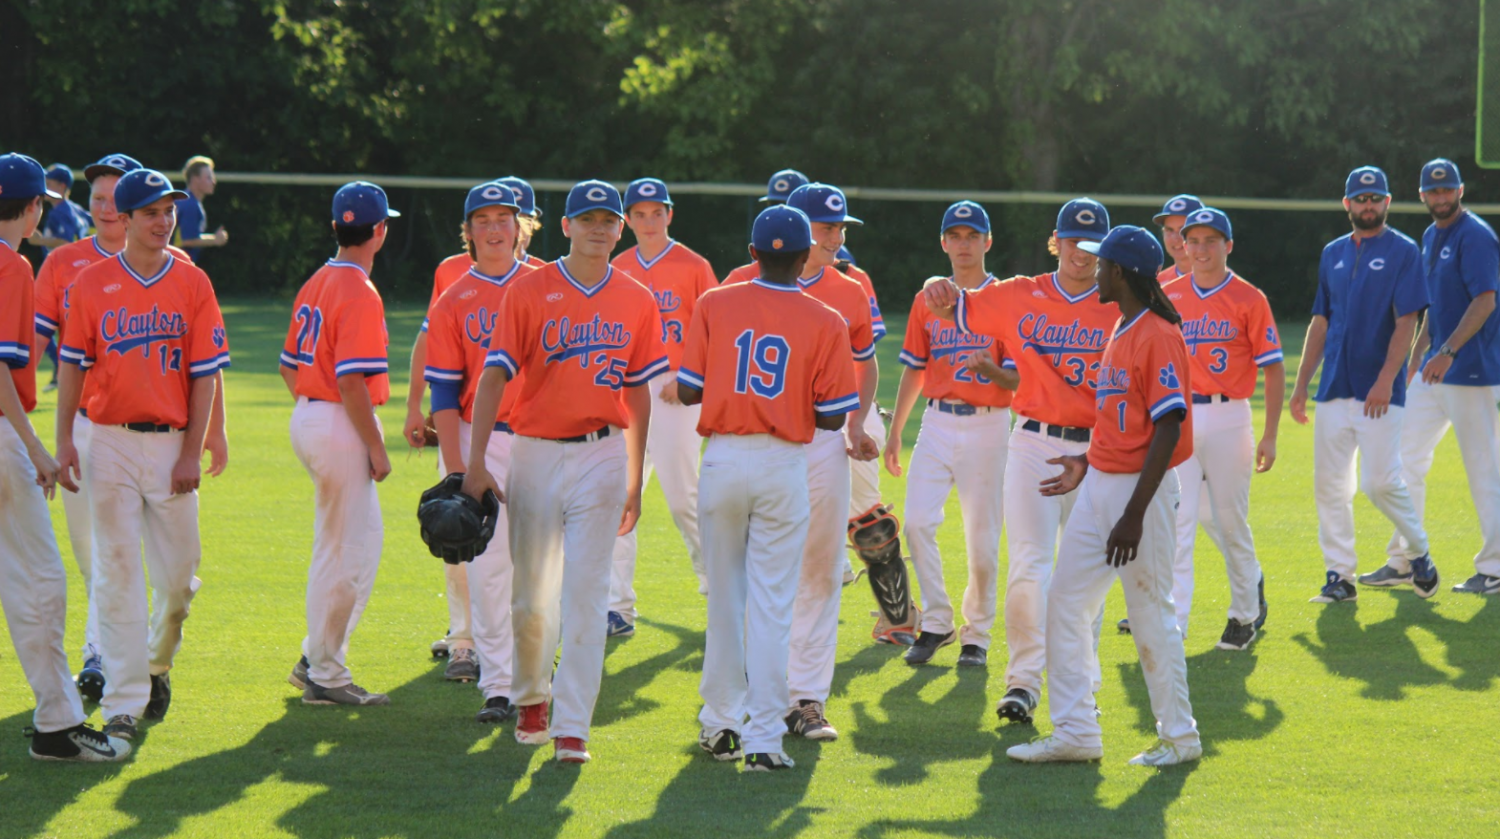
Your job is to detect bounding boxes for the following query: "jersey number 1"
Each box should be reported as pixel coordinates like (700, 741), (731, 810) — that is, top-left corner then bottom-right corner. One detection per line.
(733, 329), (789, 398)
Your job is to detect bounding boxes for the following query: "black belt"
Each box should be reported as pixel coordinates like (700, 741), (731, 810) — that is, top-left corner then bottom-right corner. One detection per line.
(1191, 393), (1231, 404)
(1020, 418), (1091, 443)
(494, 421), (513, 434)
(123, 422), (179, 433)
(552, 425), (610, 444)
(927, 399), (995, 416)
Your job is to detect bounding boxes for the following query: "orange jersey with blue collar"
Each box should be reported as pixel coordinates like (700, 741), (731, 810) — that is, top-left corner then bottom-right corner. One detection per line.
(900, 278), (1015, 408)
(35, 238), (191, 341)
(485, 260), (668, 439)
(523, 253), (546, 269)
(281, 261), (390, 405)
(1162, 272), (1282, 400)
(678, 279), (859, 444)
(842, 263), (886, 342)
(424, 262), (535, 424)
(1088, 309), (1194, 474)
(1, 243), (38, 417)
(429, 252), (472, 311)
(610, 240), (718, 369)
(1158, 265), (1187, 285)
(724, 263), (876, 362)
(954, 272), (1116, 427)
(60, 253), (230, 427)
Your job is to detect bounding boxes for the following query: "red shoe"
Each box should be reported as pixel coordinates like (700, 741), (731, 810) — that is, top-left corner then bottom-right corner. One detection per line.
(514, 702), (549, 745)
(554, 736), (590, 764)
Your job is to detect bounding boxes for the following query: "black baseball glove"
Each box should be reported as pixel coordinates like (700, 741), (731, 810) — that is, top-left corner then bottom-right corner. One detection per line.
(417, 473), (500, 564)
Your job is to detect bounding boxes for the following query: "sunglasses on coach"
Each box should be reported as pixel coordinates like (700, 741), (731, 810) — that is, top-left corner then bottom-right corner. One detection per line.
(1350, 194), (1387, 204)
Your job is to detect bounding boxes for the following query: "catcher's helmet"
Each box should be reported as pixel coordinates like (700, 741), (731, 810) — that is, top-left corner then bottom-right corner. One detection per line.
(417, 473), (500, 564)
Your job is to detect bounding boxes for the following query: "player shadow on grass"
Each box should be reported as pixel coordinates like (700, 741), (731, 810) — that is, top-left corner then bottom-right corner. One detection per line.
(1290, 597), (1454, 701)
(847, 662), (990, 786)
(0, 709), (131, 839)
(593, 617), (705, 728)
(1115, 643), (1284, 754)
(103, 678), (579, 839)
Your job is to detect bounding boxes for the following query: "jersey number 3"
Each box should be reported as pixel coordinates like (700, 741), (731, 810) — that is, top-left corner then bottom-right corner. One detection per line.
(733, 329), (789, 398)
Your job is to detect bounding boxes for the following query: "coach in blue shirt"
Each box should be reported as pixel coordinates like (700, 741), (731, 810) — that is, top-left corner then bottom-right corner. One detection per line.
(1367, 159), (1500, 596)
(27, 164), (90, 258)
(1290, 166), (1434, 604)
(174, 155), (228, 261)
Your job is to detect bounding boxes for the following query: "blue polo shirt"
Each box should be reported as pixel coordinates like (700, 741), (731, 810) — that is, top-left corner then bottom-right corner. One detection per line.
(1420, 210), (1500, 386)
(174, 193), (206, 261)
(1312, 227), (1429, 405)
(39, 199), (91, 257)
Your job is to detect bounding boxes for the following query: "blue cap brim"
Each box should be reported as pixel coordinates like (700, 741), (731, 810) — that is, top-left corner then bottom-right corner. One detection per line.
(1420, 182), (1463, 191)
(385, 208), (402, 218)
(941, 221), (989, 235)
(1076, 241), (1103, 255)
(466, 202), (519, 218)
(1057, 229), (1107, 242)
(1346, 189), (1389, 199)
(566, 207), (624, 219)
(44, 186), (63, 199)
(1151, 211), (1188, 224)
(624, 200), (673, 210)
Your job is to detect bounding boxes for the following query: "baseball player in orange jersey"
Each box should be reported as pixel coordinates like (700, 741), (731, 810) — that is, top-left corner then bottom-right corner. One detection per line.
(424, 182), (536, 721)
(55, 168), (231, 745)
(1006, 225), (1201, 767)
(679, 205), (859, 771)
(460, 180), (667, 765)
(35, 154), (224, 702)
(922, 198), (1115, 726)
(1161, 208), (1280, 649)
(280, 181), (399, 706)
(605, 178), (719, 637)
(498, 176), (549, 270)
(0, 153), (130, 762)
(885, 202), (1019, 668)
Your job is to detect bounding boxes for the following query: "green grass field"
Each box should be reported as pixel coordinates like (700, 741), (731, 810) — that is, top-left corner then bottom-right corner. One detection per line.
(2, 302), (1496, 839)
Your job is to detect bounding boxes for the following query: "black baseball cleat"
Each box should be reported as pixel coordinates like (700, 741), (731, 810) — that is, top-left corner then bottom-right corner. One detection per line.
(1452, 572), (1500, 595)
(698, 728), (744, 761)
(1117, 618), (1131, 634)
(1254, 575), (1268, 630)
(743, 752), (795, 772)
(103, 714), (138, 741)
(956, 644), (987, 667)
(902, 630), (954, 665)
(1215, 618), (1257, 651)
(1310, 571), (1357, 603)
(1410, 555), (1440, 599)
(76, 657), (105, 704)
(144, 673), (171, 721)
(475, 696), (517, 723)
(27, 723), (132, 762)
(996, 687), (1037, 725)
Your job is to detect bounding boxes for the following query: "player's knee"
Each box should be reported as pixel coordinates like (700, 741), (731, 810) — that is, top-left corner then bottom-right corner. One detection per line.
(1359, 472), (1404, 502)
(902, 508), (943, 541)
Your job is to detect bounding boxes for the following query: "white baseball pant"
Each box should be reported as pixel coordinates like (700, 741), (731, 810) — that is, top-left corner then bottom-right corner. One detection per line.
(438, 453), (473, 653)
(1313, 398), (1428, 580)
(456, 420), (515, 700)
(0, 421), (87, 733)
(1172, 399), (1262, 634)
(508, 430), (626, 741)
(1386, 378), (1500, 577)
(1047, 468), (1199, 751)
(849, 408), (888, 516)
(610, 387), (705, 621)
(89, 424), (202, 722)
(290, 398), (384, 689)
(788, 427), (852, 704)
(904, 405), (1009, 647)
(697, 434), (810, 755)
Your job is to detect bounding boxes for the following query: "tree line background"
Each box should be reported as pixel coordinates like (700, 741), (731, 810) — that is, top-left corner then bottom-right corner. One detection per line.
(1, 0), (1488, 316)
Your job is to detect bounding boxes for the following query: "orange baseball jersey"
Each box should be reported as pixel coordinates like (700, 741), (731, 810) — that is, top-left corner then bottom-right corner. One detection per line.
(677, 279), (859, 444)
(484, 260), (668, 439)
(423, 262), (534, 424)
(1163, 272), (1282, 399)
(724, 263), (876, 362)
(429, 252), (473, 311)
(954, 272), (1116, 427)
(280, 260), (390, 405)
(842, 262), (887, 341)
(1, 243), (38, 417)
(35, 238), (191, 342)
(610, 240), (717, 369)
(523, 253), (546, 269)
(1157, 265), (1186, 285)
(60, 254), (230, 428)
(900, 278), (1015, 408)
(1088, 309), (1194, 474)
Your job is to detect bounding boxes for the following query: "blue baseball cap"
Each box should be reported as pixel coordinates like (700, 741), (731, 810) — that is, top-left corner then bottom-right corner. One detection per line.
(332, 181), (400, 225)
(564, 179), (624, 219)
(83, 153), (142, 183)
(941, 200), (990, 234)
(624, 177), (672, 210)
(1345, 166), (1390, 199)
(1078, 225), (1163, 279)
(113, 169), (188, 213)
(760, 168), (809, 204)
(1056, 198), (1109, 241)
(0, 153), (62, 200)
(465, 182), (520, 219)
(788, 183), (863, 226)
(1180, 206), (1232, 241)
(45, 164), (74, 190)
(1151, 194), (1203, 224)
(497, 176), (539, 217)
(751, 205), (813, 253)
(1420, 158), (1463, 192)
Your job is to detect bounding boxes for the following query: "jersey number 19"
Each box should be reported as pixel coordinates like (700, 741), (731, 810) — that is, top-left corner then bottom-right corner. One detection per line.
(733, 329), (789, 398)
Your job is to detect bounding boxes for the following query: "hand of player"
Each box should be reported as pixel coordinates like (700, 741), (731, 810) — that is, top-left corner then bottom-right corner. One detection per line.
(368, 446), (392, 483)
(846, 424), (880, 461)
(1421, 353), (1452, 385)
(54, 441), (81, 493)
(922, 277), (959, 315)
(213, 226), (229, 245)
(205, 429), (229, 477)
(1289, 387), (1309, 425)
(1106, 512), (1144, 567)
(618, 488), (643, 536)
(963, 349), (1005, 382)
(171, 453), (202, 495)
(26, 442), (63, 500)
(461, 466), (504, 504)
(1363, 376), (1395, 419)
(658, 378), (682, 405)
(403, 407), (427, 448)
(1255, 436), (1277, 473)
(882, 435), (904, 477)
(1040, 454), (1088, 496)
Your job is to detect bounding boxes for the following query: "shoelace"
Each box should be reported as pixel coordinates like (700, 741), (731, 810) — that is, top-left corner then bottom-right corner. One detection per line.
(798, 702), (826, 728)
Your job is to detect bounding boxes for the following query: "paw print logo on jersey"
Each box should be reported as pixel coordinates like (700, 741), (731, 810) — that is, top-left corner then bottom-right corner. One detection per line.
(825, 194), (845, 212)
(1075, 209), (1096, 226)
(1157, 362), (1180, 390)
(212, 325), (226, 349)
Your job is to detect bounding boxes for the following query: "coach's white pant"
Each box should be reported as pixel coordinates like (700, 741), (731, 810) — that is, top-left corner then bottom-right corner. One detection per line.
(1173, 399), (1261, 633)
(1048, 469), (1199, 751)
(610, 389), (704, 620)
(788, 427), (852, 704)
(698, 434), (809, 754)
(1386, 379), (1500, 577)
(0, 422), (86, 733)
(1313, 398), (1427, 580)
(905, 406), (1009, 647)
(437, 454), (473, 653)
(89, 424), (201, 721)
(849, 409), (888, 517)
(290, 398), (383, 689)
(509, 430), (626, 741)
(456, 420), (514, 700)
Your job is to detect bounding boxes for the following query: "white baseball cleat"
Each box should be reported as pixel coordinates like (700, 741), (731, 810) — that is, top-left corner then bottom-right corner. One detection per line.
(1127, 739), (1203, 767)
(1006, 736), (1103, 763)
